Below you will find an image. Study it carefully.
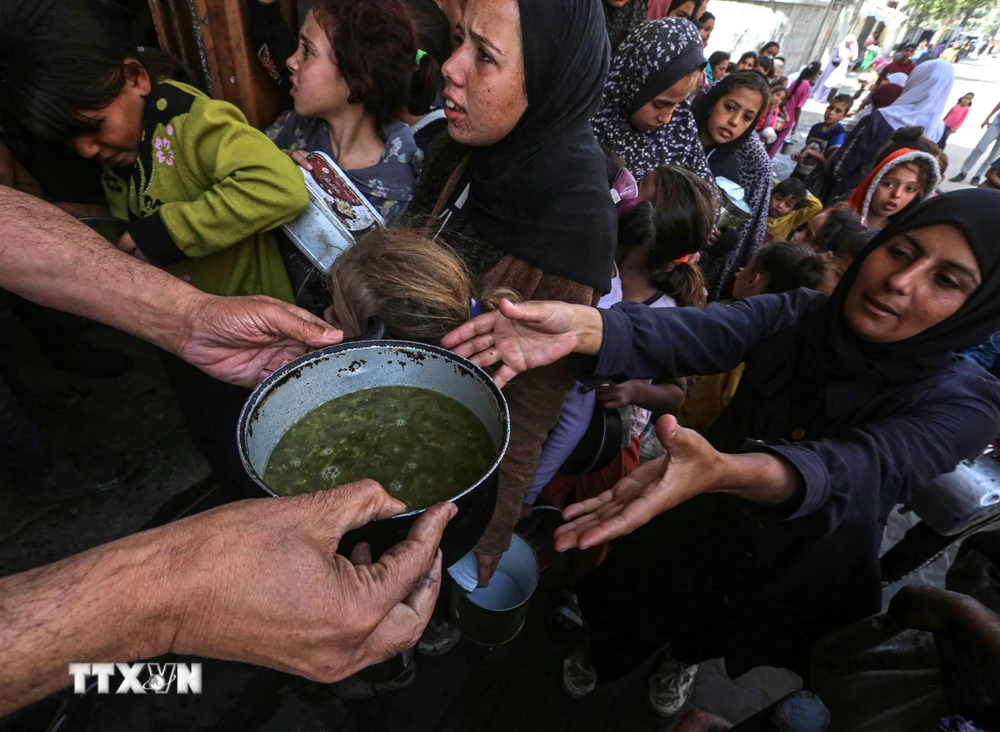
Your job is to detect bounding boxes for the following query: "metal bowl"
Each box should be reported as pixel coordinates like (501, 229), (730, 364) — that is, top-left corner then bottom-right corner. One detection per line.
(237, 340), (510, 566)
(716, 191), (752, 231)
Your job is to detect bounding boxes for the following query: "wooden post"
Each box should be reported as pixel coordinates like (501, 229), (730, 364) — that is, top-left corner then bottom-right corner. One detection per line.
(147, 0), (298, 130)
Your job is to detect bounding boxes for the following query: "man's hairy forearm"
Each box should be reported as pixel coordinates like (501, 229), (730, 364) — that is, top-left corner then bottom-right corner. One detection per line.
(0, 530), (186, 715)
(0, 187), (203, 356)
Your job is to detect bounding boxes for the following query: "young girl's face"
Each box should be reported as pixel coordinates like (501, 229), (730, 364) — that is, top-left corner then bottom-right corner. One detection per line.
(286, 11), (354, 120)
(960, 94), (974, 106)
(69, 63), (150, 166)
(771, 90), (787, 107)
(702, 88), (763, 146)
(869, 163), (922, 219)
(712, 61), (728, 80)
(630, 70), (701, 132)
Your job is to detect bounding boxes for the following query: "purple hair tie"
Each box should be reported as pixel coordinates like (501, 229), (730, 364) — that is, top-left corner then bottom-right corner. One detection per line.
(611, 167), (639, 215)
(469, 297), (483, 318)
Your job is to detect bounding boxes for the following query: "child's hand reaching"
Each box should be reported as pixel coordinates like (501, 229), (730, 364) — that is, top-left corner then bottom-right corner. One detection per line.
(596, 381), (637, 409)
(116, 232), (150, 263)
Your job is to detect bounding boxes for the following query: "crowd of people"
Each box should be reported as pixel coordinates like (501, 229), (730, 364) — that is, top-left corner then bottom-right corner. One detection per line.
(1, 0), (1000, 729)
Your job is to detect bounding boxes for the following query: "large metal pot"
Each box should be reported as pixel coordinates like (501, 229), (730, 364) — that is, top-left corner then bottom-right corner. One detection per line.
(237, 340), (510, 567)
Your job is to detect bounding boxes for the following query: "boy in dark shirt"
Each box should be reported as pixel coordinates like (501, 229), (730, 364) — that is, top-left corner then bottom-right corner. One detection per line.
(791, 94), (852, 179)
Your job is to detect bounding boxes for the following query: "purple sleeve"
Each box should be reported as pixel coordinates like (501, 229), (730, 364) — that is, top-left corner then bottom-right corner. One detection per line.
(524, 386), (596, 505)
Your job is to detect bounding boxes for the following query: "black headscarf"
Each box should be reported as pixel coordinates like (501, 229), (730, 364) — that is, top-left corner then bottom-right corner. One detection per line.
(456, 0), (617, 293)
(802, 189), (1000, 384)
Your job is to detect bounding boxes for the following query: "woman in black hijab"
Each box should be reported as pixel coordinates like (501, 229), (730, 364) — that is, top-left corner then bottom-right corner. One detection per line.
(443, 189), (1000, 711)
(406, 0), (616, 590)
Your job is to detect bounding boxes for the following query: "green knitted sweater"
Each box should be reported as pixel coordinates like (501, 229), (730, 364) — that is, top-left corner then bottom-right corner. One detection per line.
(102, 80), (308, 302)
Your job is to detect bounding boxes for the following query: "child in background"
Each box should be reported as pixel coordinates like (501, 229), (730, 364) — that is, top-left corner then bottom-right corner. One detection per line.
(680, 242), (827, 433)
(731, 241), (828, 299)
(267, 0), (423, 225)
(940, 93), (974, 148)
(707, 51), (730, 85)
(845, 148), (939, 228)
(754, 54), (774, 78)
(757, 84), (789, 152)
(530, 165), (717, 514)
(791, 94), (852, 180)
(735, 51), (757, 71)
(0, 2), (311, 498)
(792, 206), (864, 253)
(766, 177), (822, 242)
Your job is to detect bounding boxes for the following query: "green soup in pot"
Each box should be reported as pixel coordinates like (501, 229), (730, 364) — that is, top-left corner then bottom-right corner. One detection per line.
(261, 385), (497, 510)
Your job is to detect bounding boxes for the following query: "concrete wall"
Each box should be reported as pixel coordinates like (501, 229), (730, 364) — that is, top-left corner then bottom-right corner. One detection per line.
(704, 0), (859, 75)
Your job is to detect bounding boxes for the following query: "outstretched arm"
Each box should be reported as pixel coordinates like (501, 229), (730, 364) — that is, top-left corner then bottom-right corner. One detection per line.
(0, 187), (341, 386)
(443, 291), (823, 388)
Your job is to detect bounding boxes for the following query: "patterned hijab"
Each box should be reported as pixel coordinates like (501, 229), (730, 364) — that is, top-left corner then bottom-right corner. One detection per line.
(591, 17), (710, 179)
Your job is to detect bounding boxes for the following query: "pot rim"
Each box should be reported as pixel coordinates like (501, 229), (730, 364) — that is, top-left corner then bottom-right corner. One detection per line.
(237, 339), (511, 518)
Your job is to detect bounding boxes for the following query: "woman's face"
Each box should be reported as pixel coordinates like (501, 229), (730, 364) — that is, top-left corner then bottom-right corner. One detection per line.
(630, 70), (701, 131)
(761, 45), (779, 57)
(442, 0), (527, 146)
(712, 60), (728, 80)
(70, 62), (150, 166)
(604, 0), (632, 7)
(843, 224), (981, 343)
(668, 1), (696, 18)
(869, 164), (922, 220)
(286, 11), (353, 120)
(701, 88), (763, 147)
(699, 19), (714, 46)
(735, 56), (755, 71)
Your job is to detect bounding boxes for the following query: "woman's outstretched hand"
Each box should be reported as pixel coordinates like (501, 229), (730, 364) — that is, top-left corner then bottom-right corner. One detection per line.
(441, 299), (601, 388)
(553, 415), (725, 551)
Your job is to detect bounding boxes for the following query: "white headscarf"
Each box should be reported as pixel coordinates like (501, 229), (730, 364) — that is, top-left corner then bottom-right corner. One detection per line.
(877, 60), (954, 142)
(886, 72), (908, 86)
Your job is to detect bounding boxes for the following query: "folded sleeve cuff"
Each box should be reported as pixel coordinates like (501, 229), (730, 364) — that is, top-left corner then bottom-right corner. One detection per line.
(591, 307), (635, 377)
(737, 440), (831, 522)
(129, 213), (187, 266)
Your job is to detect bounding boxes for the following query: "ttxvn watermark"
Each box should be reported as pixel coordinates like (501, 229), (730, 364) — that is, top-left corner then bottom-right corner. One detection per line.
(69, 663), (202, 694)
